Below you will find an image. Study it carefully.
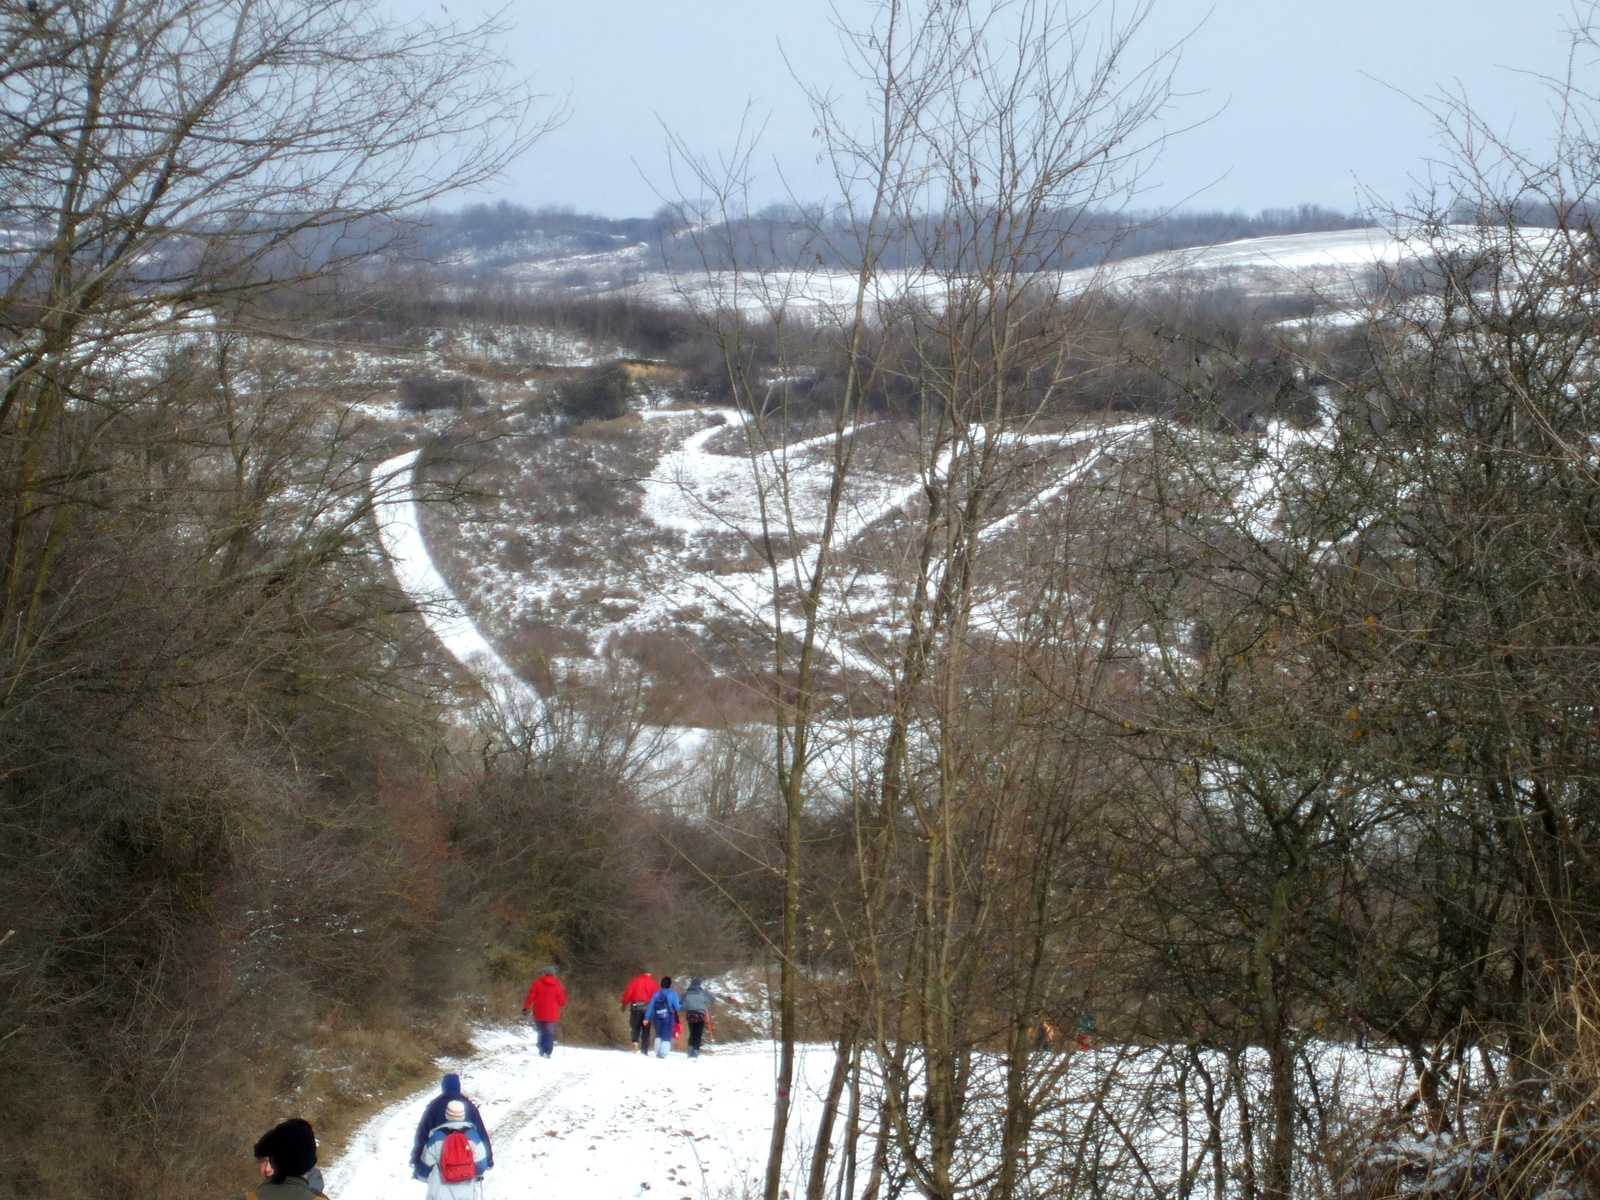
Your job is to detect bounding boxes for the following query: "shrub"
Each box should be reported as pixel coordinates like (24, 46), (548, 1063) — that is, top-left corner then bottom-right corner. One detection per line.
(400, 374), (482, 412)
(557, 360), (633, 423)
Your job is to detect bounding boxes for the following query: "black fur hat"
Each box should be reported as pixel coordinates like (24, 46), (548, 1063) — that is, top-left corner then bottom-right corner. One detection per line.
(254, 1118), (317, 1182)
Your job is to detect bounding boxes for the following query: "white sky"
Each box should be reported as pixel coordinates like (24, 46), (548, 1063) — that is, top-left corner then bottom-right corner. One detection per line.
(406, 0), (1584, 218)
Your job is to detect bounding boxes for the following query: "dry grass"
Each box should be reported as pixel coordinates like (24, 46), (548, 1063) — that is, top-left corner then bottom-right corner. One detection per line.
(1331, 967), (1600, 1200)
(570, 412), (643, 438)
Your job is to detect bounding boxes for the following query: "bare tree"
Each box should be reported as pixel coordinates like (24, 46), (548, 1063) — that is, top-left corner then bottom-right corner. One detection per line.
(664, 4), (1179, 1199)
(0, 0), (557, 710)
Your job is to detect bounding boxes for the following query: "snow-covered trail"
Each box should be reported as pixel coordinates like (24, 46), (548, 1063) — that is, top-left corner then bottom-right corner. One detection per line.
(322, 1024), (1415, 1200)
(371, 450), (542, 717)
(324, 1027), (839, 1200)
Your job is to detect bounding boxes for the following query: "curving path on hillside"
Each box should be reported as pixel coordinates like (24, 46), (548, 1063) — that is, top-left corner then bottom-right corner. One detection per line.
(371, 449), (543, 718)
(370, 415), (1158, 713)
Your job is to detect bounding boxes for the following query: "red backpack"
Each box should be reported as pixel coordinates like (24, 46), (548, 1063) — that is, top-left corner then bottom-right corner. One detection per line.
(440, 1128), (476, 1184)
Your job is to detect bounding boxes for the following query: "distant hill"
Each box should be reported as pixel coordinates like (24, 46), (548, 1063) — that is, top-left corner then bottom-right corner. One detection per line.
(413, 202), (665, 269)
(407, 201), (1377, 285)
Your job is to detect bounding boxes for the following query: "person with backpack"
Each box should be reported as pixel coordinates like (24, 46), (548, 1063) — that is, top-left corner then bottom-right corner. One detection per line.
(410, 1074), (494, 1182)
(523, 965), (567, 1058)
(420, 1099), (490, 1199)
(646, 975), (681, 1058)
(233, 1118), (325, 1199)
(681, 977), (716, 1059)
(620, 967), (658, 1053)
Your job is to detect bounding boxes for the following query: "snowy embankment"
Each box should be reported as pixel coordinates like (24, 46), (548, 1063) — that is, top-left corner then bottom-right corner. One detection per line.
(325, 1028), (837, 1200)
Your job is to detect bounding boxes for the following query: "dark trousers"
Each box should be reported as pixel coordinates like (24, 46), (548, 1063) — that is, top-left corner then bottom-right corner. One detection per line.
(630, 1003), (653, 1052)
(686, 1011), (707, 1054)
(535, 1019), (556, 1056)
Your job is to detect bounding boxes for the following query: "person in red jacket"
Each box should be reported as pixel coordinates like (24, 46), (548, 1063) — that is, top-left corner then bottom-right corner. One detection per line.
(523, 966), (567, 1058)
(620, 968), (658, 1054)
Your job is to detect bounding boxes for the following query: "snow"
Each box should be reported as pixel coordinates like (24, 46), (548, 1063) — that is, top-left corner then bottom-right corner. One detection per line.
(641, 411), (768, 535)
(1104, 226), (1410, 278)
(641, 410), (891, 543)
(324, 1029), (837, 1200)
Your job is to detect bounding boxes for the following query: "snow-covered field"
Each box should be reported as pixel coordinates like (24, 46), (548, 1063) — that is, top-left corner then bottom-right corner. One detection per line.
(325, 1029), (838, 1200)
(541, 226), (1450, 319)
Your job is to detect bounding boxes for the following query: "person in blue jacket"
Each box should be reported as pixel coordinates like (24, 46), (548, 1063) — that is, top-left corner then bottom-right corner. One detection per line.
(410, 1073), (494, 1180)
(646, 976), (681, 1058)
(419, 1099), (491, 1199)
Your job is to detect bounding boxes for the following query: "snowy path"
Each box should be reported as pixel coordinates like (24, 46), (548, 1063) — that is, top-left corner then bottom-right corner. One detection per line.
(321, 1024), (1415, 1200)
(324, 1027), (839, 1200)
(371, 450), (542, 717)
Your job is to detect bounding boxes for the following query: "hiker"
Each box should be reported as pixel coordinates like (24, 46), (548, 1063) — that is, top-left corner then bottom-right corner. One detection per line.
(646, 975), (681, 1058)
(253, 1118), (325, 1194)
(1075, 1011), (1095, 1052)
(681, 977), (715, 1058)
(621, 967), (658, 1053)
(523, 964), (567, 1058)
(420, 1099), (490, 1200)
(236, 1118), (324, 1198)
(410, 1074), (494, 1182)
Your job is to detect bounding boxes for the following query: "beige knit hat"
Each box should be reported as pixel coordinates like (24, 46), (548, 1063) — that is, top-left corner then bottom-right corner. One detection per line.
(445, 1100), (466, 1122)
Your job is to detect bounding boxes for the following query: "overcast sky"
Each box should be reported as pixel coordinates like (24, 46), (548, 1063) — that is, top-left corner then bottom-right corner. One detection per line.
(410, 0), (1584, 218)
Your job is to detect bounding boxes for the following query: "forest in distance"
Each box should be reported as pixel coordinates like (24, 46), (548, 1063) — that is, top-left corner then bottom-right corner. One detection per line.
(4, 0), (1600, 1198)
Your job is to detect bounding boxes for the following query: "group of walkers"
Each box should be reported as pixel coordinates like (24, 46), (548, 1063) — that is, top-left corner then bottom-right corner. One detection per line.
(231, 969), (719, 1198)
(620, 971), (717, 1058)
(523, 963), (718, 1059)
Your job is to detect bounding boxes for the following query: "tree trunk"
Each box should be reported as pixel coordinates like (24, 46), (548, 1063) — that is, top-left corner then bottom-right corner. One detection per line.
(765, 765), (805, 1200)
(807, 1010), (860, 1200)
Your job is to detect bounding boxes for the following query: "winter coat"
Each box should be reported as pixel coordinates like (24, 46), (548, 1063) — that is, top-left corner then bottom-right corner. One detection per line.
(524, 973), (567, 1022)
(681, 983), (715, 1014)
(231, 1178), (326, 1200)
(621, 973), (657, 1006)
(646, 987), (680, 1038)
(410, 1079), (493, 1180)
(421, 1119), (490, 1200)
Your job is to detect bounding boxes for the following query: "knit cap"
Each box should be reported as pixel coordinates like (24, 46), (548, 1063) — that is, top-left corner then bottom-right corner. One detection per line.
(445, 1100), (466, 1121)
